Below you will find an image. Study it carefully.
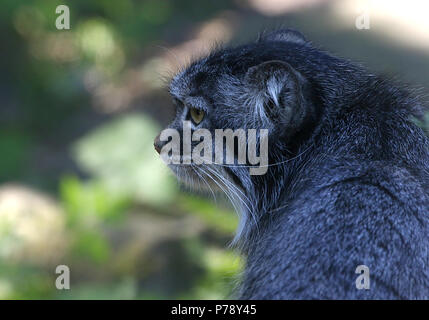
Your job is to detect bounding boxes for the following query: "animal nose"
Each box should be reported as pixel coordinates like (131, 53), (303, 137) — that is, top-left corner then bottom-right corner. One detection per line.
(154, 133), (162, 154)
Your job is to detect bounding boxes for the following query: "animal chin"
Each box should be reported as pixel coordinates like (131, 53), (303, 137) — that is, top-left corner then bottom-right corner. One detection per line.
(170, 164), (236, 194)
(168, 164), (200, 188)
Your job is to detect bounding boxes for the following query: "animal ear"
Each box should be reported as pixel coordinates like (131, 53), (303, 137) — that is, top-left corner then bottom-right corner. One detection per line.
(244, 60), (309, 131)
(258, 29), (309, 45)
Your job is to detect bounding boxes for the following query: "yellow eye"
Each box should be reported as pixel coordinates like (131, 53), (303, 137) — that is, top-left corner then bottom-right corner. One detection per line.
(190, 108), (205, 124)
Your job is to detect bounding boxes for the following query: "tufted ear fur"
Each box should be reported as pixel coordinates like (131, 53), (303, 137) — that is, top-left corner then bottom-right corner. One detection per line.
(258, 29), (309, 45)
(244, 60), (310, 133)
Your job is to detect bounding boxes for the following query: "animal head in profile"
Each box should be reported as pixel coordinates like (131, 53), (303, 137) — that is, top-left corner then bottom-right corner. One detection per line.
(154, 29), (317, 242)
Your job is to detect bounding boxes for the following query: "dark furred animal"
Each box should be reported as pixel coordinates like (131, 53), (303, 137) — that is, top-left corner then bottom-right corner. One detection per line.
(155, 29), (429, 299)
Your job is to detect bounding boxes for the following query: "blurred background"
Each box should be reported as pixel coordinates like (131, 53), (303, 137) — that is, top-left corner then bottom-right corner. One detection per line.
(0, 0), (428, 299)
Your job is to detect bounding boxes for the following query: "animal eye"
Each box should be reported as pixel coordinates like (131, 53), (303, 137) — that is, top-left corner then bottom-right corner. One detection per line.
(189, 108), (205, 124)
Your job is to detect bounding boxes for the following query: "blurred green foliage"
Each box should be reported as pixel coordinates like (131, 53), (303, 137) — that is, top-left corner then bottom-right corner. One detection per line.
(0, 0), (241, 300)
(72, 114), (176, 206)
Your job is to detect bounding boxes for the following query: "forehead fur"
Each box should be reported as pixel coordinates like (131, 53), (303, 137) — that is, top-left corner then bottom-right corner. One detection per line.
(169, 30), (311, 100)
